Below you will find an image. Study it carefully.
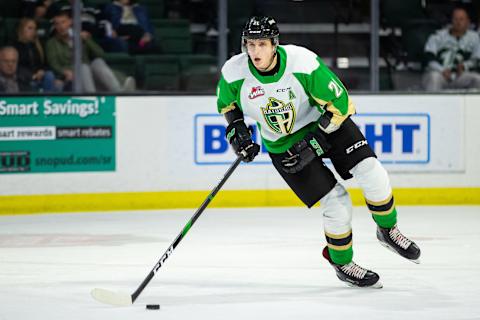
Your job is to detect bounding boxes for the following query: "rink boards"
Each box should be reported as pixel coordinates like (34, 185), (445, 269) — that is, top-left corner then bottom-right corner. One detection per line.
(1, 94), (479, 214)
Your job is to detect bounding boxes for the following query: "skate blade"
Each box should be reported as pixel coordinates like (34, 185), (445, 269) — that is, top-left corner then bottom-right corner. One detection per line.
(346, 281), (383, 289)
(378, 240), (421, 264)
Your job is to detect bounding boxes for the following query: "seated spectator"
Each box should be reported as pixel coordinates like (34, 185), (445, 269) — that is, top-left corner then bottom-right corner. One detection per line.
(103, 0), (156, 54)
(21, 0), (52, 20)
(0, 46), (33, 93)
(47, 0), (127, 52)
(423, 7), (480, 91)
(13, 18), (63, 92)
(45, 11), (135, 92)
(47, 0), (100, 36)
(46, 0), (72, 19)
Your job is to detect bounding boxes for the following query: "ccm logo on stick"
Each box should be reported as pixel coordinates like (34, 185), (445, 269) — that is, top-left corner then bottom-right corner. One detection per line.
(153, 245), (174, 273)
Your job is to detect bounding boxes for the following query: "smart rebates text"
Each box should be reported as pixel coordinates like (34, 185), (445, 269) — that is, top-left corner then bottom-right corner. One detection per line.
(0, 99), (100, 118)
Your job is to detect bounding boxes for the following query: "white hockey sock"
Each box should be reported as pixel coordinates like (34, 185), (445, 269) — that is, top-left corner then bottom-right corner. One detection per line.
(320, 183), (353, 264)
(350, 157), (392, 203)
(320, 183), (352, 236)
(350, 157), (397, 227)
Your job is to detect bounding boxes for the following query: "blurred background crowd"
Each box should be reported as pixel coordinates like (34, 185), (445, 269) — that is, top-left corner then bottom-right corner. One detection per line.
(1, 0), (480, 94)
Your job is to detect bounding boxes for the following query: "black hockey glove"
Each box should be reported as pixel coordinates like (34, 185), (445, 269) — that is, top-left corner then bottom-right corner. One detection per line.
(226, 119), (260, 162)
(280, 130), (331, 174)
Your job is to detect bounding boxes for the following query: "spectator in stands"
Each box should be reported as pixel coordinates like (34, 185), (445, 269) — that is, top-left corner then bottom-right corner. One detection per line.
(48, 0), (99, 35)
(0, 46), (32, 93)
(103, 0), (156, 54)
(21, 0), (52, 20)
(46, 0), (74, 19)
(423, 7), (480, 91)
(45, 11), (135, 92)
(46, 0), (127, 52)
(14, 18), (63, 92)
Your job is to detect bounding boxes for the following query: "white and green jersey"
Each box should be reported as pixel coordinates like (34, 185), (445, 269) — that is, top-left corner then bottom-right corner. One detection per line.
(217, 45), (355, 154)
(425, 28), (480, 72)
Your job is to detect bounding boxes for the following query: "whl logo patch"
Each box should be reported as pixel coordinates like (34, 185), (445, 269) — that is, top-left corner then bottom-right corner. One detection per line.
(248, 86), (265, 99)
(261, 97), (296, 134)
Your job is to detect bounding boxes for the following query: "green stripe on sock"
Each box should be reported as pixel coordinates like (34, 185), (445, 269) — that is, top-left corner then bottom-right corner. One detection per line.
(372, 207), (397, 228)
(328, 247), (353, 265)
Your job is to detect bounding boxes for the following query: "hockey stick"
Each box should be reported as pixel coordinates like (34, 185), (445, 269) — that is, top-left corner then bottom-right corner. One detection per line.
(91, 154), (244, 306)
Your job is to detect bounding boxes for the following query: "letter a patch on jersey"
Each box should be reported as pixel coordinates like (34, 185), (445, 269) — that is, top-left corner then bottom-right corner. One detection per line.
(288, 89), (296, 100)
(261, 97), (296, 134)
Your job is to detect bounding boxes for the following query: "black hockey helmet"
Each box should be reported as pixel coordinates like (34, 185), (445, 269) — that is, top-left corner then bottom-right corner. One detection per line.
(241, 16), (279, 51)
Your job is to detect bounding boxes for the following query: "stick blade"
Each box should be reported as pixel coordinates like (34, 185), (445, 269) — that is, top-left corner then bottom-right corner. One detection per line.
(91, 288), (133, 306)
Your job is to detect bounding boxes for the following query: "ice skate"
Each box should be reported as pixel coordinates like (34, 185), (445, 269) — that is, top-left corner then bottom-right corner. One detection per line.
(377, 224), (421, 264)
(322, 247), (382, 289)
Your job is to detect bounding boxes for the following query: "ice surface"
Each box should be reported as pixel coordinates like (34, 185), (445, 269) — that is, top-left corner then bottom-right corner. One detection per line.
(1, 206), (479, 320)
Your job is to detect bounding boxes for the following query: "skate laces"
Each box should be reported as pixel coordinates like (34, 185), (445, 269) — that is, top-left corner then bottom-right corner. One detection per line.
(340, 262), (368, 279)
(389, 226), (412, 250)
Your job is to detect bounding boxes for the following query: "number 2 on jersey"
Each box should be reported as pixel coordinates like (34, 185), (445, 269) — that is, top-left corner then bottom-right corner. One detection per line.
(328, 79), (343, 98)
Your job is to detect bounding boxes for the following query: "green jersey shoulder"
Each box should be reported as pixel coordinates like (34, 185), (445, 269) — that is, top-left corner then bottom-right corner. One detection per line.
(217, 45), (356, 153)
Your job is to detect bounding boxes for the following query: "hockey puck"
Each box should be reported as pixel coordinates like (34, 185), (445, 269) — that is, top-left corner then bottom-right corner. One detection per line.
(146, 304), (160, 310)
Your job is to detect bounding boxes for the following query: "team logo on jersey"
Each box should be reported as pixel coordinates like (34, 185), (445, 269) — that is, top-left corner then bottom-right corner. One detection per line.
(248, 86), (265, 99)
(261, 97), (296, 134)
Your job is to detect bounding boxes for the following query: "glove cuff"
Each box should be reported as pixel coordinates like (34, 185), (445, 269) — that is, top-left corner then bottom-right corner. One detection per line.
(307, 136), (326, 157)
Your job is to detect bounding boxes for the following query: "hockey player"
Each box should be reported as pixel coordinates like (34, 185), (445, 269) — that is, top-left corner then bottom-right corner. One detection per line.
(216, 16), (421, 288)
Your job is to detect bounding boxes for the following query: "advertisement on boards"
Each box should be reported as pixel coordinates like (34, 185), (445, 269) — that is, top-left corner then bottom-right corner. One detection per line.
(193, 95), (464, 172)
(0, 96), (115, 173)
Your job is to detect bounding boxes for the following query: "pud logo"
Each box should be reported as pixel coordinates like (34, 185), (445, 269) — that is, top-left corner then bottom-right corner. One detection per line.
(248, 86), (265, 99)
